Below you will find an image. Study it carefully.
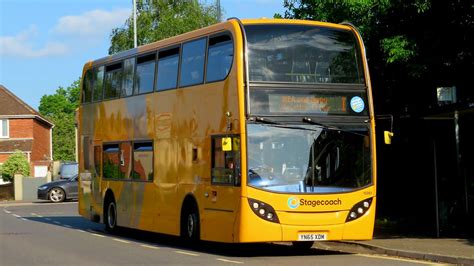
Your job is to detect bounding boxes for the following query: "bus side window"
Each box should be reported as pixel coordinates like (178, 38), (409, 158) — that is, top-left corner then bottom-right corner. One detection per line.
(135, 53), (156, 94)
(119, 142), (132, 179)
(103, 143), (120, 179)
(93, 145), (102, 177)
(93, 66), (104, 102)
(82, 70), (93, 103)
(206, 34), (233, 82)
(104, 63), (122, 100)
(211, 136), (240, 185)
(132, 142), (154, 181)
(157, 47), (180, 91)
(122, 58), (135, 97)
(180, 38), (206, 87)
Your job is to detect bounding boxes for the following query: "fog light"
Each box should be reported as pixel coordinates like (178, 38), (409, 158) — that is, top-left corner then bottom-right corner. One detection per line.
(253, 202), (259, 209)
(267, 213), (274, 220)
(350, 212), (357, 219)
(363, 201), (370, 208)
(259, 209), (266, 215)
(357, 207), (364, 214)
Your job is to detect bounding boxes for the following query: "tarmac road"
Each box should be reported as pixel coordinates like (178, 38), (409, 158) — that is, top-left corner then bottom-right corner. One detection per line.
(0, 201), (446, 265)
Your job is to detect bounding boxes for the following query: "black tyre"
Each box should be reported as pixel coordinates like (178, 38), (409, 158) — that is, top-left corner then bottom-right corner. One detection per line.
(49, 187), (65, 203)
(104, 200), (118, 233)
(292, 241), (314, 250)
(181, 203), (200, 241)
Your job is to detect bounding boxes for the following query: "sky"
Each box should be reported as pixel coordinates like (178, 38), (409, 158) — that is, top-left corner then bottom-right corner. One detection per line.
(0, 0), (285, 110)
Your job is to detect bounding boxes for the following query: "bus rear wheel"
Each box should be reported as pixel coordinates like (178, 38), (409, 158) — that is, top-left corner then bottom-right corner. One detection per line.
(104, 200), (118, 233)
(292, 241), (314, 250)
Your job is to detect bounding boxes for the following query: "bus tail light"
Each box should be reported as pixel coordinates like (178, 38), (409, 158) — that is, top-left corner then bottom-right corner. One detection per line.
(248, 198), (280, 223)
(346, 198), (373, 222)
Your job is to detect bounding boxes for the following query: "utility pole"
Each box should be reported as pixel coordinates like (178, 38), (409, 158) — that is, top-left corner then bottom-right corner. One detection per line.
(133, 0), (137, 48)
(216, 0), (221, 22)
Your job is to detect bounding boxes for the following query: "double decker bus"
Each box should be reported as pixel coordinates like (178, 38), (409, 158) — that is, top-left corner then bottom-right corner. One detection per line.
(78, 18), (376, 247)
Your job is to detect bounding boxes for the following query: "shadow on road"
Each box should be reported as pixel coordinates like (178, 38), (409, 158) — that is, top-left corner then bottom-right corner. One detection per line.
(24, 215), (348, 258)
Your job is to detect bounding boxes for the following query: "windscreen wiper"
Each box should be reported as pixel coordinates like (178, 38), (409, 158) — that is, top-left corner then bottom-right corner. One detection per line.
(302, 117), (367, 136)
(302, 117), (334, 129)
(254, 116), (280, 125)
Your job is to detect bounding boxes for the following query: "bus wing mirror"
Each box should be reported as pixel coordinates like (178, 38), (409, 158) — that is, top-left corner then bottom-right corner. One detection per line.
(384, 131), (394, 145)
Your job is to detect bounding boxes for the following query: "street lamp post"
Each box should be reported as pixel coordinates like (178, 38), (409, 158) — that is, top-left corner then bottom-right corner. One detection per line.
(133, 0), (137, 48)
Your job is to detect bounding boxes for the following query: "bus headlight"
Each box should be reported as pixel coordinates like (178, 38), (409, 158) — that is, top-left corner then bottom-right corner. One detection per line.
(346, 198), (373, 222)
(248, 198), (280, 223)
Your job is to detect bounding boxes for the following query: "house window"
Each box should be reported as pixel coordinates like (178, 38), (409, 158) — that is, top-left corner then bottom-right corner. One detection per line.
(0, 119), (9, 138)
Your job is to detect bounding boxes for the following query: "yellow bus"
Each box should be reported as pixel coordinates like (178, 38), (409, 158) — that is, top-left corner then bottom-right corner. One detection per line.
(78, 18), (376, 247)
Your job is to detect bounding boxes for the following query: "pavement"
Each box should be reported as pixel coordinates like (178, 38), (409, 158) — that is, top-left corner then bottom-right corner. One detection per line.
(2, 200), (473, 265)
(316, 238), (474, 265)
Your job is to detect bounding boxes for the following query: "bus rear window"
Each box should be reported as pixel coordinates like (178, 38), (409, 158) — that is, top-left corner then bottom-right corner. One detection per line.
(245, 24), (364, 84)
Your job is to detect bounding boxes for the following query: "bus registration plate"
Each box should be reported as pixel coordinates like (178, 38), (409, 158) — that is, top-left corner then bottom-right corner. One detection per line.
(298, 233), (327, 241)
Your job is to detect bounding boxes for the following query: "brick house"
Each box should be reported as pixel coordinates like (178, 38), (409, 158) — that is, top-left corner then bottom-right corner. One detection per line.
(0, 85), (54, 178)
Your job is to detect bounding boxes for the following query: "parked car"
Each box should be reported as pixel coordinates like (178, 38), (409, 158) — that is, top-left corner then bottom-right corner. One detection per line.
(37, 175), (78, 203)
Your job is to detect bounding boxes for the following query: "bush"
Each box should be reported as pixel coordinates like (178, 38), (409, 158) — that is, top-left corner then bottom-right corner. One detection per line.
(1, 151), (30, 182)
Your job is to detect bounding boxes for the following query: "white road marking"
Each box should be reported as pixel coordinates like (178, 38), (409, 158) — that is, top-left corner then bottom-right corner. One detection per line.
(356, 254), (443, 265)
(175, 251), (200, 257)
(90, 233), (106, 238)
(63, 225), (73, 228)
(113, 238), (131, 244)
(12, 214), (21, 218)
(216, 258), (244, 264)
(4, 209), (11, 214)
(20, 218), (27, 221)
(76, 229), (87, 233)
(141, 244), (160, 250)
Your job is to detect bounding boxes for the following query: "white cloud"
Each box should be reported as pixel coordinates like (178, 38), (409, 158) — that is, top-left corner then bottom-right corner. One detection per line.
(0, 25), (68, 58)
(53, 8), (130, 37)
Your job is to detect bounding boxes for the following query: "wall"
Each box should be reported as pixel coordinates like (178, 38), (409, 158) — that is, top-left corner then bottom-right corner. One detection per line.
(14, 175), (46, 201)
(8, 119), (34, 138)
(31, 119), (51, 162)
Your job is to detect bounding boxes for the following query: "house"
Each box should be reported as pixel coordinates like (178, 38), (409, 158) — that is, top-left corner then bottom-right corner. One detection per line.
(0, 85), (54, 178)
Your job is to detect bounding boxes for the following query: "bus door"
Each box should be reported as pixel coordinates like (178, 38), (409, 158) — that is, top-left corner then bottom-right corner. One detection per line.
(202, 136), (241, 242)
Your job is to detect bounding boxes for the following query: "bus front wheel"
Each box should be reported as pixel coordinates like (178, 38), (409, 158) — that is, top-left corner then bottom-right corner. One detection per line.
(181, 203), (200, 241)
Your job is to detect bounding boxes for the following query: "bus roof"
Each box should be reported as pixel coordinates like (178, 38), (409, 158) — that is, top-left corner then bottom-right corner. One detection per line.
(81, 18), (353, 74)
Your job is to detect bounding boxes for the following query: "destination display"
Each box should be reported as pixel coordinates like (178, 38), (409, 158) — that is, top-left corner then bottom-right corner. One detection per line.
(250, 89), (368, 116)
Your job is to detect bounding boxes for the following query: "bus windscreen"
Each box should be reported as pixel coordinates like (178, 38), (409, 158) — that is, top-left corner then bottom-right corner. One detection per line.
(245, 24), (365, 84)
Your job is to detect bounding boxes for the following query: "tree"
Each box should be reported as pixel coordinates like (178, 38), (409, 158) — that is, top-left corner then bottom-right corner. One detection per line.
(39, 79), (80, 161)
(1, 151), (30, 182)
(280, 0), (473, 115)
(109, 0), (219, 55)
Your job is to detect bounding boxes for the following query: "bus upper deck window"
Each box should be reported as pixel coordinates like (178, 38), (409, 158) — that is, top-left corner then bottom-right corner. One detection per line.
(135, 53), (156, 95)
(206, 34), (233, 83)
(104, 63), (122, 100)
(180, 38), (206, 87)
(157, 47), (180, 91)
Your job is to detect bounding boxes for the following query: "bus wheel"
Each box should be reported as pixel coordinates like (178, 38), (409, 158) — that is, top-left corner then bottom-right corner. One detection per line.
(292, 241), (314, 250)
(181, 204), (200, 241)
(105, 200), (117, 233)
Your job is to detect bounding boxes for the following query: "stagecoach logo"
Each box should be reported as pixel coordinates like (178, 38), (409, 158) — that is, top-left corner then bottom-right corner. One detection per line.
(350, 96), (365, 113)
(288, 196), (343, 209)
(287, 196), (300, 209)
